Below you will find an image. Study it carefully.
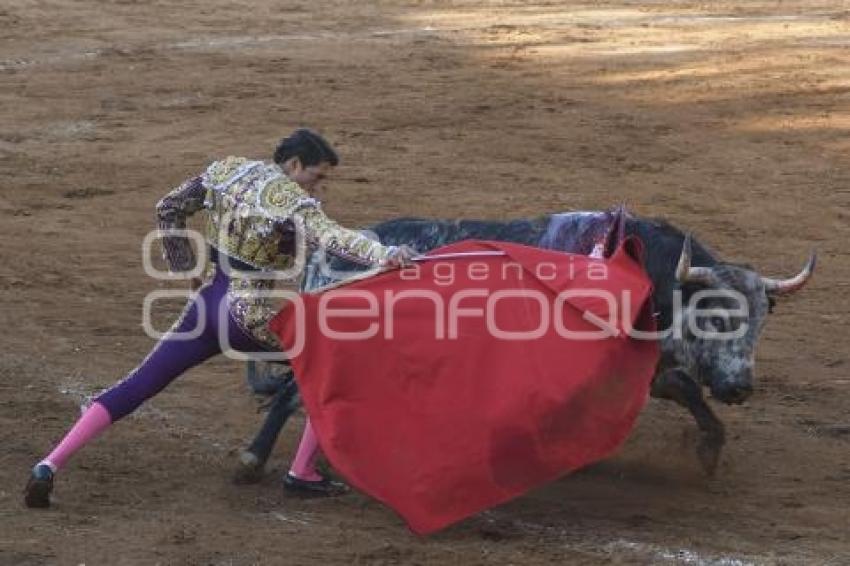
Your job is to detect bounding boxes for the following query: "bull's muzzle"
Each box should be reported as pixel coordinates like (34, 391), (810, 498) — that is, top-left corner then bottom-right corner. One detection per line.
(710, 380), (754, 405)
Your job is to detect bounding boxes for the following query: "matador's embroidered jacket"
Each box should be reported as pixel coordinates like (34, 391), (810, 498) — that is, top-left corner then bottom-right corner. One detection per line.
(156, 156), (396, 348)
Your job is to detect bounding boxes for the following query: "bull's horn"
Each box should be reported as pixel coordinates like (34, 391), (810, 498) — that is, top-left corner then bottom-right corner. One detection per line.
(675, 234), (693, 282)
(762, 252), (817, 295)
(676, 234), (714, 285)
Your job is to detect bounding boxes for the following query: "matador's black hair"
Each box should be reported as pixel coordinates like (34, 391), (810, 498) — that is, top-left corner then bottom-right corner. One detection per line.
(273, 128), (339, 167)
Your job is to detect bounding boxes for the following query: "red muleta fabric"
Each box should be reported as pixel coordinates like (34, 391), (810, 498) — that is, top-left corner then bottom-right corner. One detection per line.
(270, 238), (659, 535)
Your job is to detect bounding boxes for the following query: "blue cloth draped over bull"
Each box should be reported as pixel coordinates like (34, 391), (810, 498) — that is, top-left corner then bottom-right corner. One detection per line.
(269, 237), (660, 534)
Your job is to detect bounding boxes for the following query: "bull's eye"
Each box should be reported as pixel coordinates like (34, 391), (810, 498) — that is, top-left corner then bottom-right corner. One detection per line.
(710, 316), (726, 332)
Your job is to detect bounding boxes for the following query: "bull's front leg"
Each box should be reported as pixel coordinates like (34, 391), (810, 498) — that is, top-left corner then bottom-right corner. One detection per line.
(234, 375), (302, 484)
(650, 368), (726, 476)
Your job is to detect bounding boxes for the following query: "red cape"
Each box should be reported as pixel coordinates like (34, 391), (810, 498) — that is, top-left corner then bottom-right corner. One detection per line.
(270, 239), (659, 534)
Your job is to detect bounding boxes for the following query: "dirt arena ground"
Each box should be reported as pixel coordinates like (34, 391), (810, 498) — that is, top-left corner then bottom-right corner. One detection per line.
(1, 1), (848, 564)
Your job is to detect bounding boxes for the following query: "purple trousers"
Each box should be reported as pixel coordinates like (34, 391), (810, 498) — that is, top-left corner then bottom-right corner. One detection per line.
(96, 265), (271, 421)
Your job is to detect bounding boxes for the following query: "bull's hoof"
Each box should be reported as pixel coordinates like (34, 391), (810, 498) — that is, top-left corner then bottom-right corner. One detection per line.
(24, 464), (54, 508)
(232, 451), (265, 485)
(696, 434), (724, 476)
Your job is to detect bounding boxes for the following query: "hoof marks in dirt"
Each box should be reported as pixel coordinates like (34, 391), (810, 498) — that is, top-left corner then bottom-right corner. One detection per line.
(62, 187), (116, 200)
(797, 419), (850, 440)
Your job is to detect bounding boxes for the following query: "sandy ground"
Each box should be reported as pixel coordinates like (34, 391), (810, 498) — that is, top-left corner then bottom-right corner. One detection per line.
(1, 1), (849, 564)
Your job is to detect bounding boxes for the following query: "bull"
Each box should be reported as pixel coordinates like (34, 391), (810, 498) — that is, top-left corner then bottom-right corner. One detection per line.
(236, 209), (815, 482)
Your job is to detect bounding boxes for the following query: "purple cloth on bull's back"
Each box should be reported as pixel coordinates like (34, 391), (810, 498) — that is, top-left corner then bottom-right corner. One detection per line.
(539, 206), (630, 256)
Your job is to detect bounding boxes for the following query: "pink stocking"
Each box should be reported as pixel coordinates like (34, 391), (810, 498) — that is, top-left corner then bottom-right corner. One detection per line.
(288, 418), (323, 481)
(40, 402), (112, 472)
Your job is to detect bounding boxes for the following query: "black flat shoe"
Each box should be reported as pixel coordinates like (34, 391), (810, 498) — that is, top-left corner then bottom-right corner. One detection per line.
(283, 472), (348, 497)
(24, 464), (54, 508)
